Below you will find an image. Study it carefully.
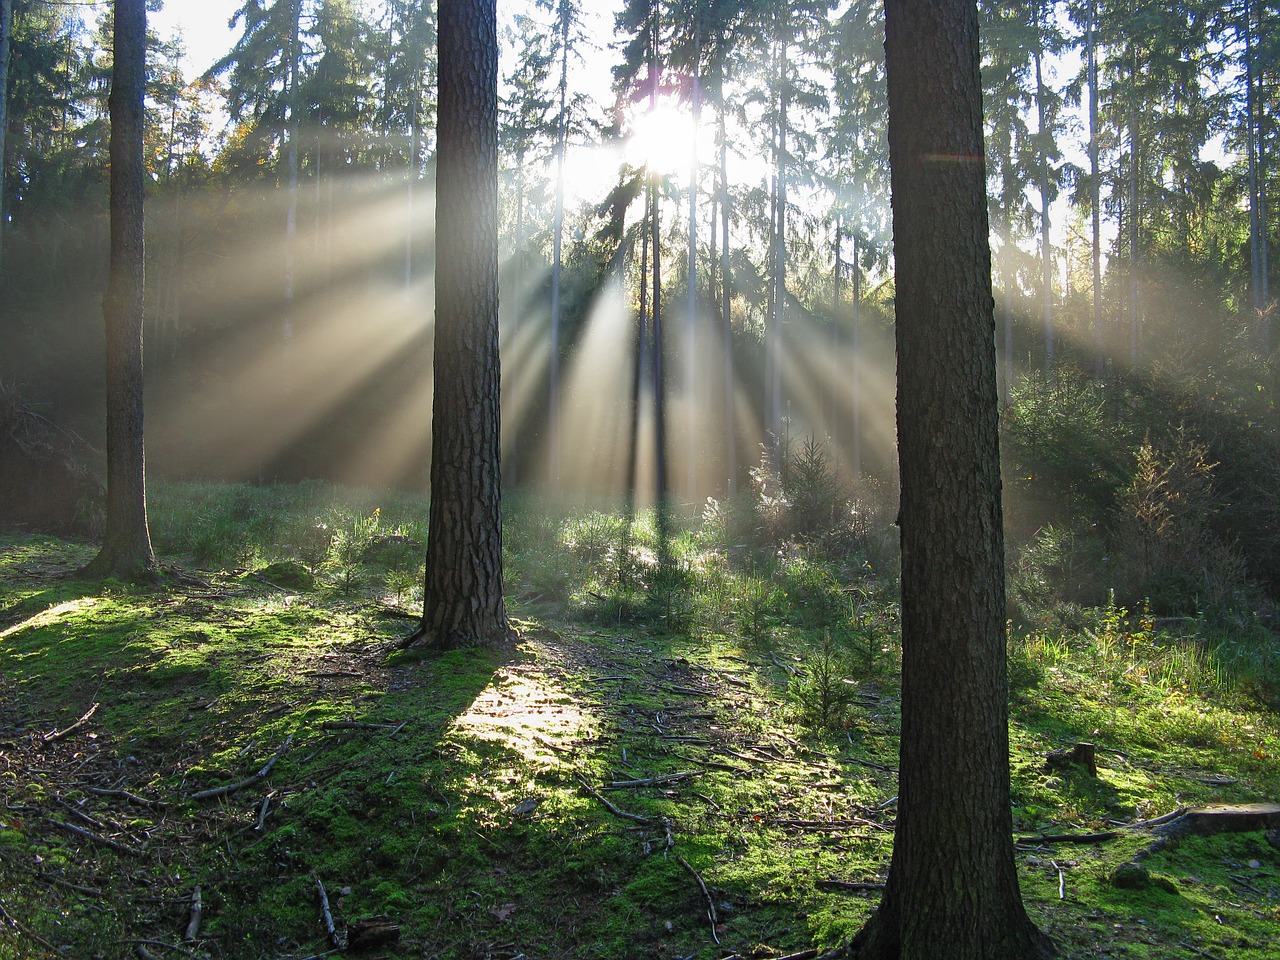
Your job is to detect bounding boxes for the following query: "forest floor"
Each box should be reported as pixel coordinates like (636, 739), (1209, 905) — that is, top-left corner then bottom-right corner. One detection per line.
(2, 522), (1280, 960)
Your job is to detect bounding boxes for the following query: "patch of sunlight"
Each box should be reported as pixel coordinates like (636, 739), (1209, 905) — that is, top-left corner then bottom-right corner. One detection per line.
(0, 597), (101, 641)
(449, 666), (595, 765)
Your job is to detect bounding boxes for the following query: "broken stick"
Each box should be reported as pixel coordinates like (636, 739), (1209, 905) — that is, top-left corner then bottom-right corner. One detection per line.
(41, 702), (99, 746)
(575, 774), (651, 825)
(316, 877), (340, 948)
(676, 856), (720, 946)
(191, 735), (293, 801)
(184, 886), (202, 942)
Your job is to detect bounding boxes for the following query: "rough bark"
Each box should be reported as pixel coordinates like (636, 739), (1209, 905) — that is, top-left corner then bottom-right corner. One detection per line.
(84, 0), (156, 581)
(410, 0), (512, 649)
(848, 1), (1054, 957)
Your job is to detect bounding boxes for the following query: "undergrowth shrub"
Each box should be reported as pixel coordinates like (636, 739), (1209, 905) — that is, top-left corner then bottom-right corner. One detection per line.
(1108, 433), (1249, 615)
(1002, 370), (1135, 541)
(787, 631), (861, 731)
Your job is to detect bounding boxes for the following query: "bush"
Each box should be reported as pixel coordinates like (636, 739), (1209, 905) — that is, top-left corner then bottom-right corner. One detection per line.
(1108, 433), (1250, 615)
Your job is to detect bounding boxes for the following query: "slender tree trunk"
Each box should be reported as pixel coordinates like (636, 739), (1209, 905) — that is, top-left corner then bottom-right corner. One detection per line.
(1127, 54), (1140, 367)
(409, 0), (512, 650)
(0, 0), (11, 285)
(85, 0), (156, 581)
(405, 65), (419, 288)
(770, 37), (789, 448)
(832, 213), (843, 448)
(851, 230), (862, 481)
(1245, 0), (1264, 318)
(685, 11), (701, 502)
(284, 0), (301, 341)
(628, 213), (651, 506)
(1088, 0), (1103, 380)
(1034, 37), (1053, 375)
(547, 0), (570, 487)
(651, 168), (668, 517)
(850, 2), (1056, 956)
(719, 99), (735, 496)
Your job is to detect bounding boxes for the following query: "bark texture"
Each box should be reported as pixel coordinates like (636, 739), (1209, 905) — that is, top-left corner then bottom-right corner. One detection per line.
(413, 0), (512, 648)
(85, 0), (155, 581)
(848, 2), (1054, 957)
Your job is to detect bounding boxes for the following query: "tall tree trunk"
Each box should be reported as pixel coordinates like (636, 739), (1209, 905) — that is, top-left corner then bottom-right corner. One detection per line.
(628, 212), (651, 507)
(284, 0), (301, 340)
(685, 10), (701, 502)
(409, 0), (512, 650)
(547, 0), (570, 486)
(1245, 0), (1265, 321)
(719, 98), (735, 496)
(405, 64), (420, 288)
(651, 167), (668, 519)
(850, 1), (1056, 956)
(648, 5), (668, 527)
(1034, 36), (1053, 375)
(1088, 0), (1103, 380)
(832, 213), (843, 447)
(0, 0), (11, 285)
(1127, 53), (1140, 367)
(851, 229), (862, 481)
(770, 37), (789, 449)
(85, 0), (156, 581)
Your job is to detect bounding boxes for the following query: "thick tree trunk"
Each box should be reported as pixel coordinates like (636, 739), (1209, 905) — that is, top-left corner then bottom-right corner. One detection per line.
(849, 1), (1055, 957)
(411, 0), (512, 650)
(85, 0), (155, 581)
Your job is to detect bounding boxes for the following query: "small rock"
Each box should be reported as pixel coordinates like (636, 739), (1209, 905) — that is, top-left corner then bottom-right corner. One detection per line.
(1248, 859), (1262, 869)
(1110, 862), (1150, 889)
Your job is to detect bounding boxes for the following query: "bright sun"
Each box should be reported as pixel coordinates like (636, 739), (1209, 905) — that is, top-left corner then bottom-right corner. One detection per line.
(625, 96), (698, 178)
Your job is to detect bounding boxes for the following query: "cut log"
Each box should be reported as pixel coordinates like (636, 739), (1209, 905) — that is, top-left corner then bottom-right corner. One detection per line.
(1151, 803), (1280, 839)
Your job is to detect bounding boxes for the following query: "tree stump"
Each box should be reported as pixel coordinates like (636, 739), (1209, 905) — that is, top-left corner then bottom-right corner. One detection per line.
(1045, 742), (1098, 778)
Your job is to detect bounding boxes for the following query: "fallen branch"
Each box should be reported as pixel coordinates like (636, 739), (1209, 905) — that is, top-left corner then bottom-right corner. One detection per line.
(603, 772), (699, 790)
(255, 792), (274, 833)
(45, 817), (143, 857)
(184, 886), (202, 942)
(191, 735), (293, 801)
(41, 702), (99, 746)
(319, 720), (402, 732)
(675, 856), (719, 946)
(575, 774), (651, 825)
(316, 878), (341, 948)
(816, 879), (886, 893)
(1016, 831), (1119, 845)
(0, 896), (60, 956)
(770, 817), (891, 834)
(84, 787), (166, 811)
(846, 756), (897, 774)
(532, 732), (573, 754)
(117, 940), (200, 959)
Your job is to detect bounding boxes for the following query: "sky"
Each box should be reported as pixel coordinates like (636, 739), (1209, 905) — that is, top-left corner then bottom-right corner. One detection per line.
(150, 0), (243, 78)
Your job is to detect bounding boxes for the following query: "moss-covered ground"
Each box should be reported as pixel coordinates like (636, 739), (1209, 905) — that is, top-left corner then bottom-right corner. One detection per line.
(1, 484), (1278, 959)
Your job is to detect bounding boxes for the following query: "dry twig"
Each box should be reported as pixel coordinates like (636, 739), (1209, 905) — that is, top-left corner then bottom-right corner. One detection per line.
(191, 735), (293, 801)
(675, 856), (719, 945)
(40, 702), (99, 746)
(575, 774), (651, 825)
